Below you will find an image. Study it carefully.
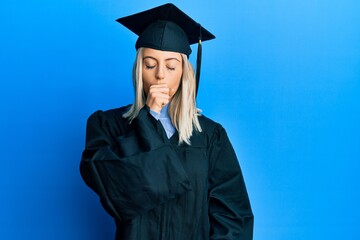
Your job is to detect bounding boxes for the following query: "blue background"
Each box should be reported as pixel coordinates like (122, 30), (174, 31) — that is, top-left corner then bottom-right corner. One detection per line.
(1, 0), (359, 239)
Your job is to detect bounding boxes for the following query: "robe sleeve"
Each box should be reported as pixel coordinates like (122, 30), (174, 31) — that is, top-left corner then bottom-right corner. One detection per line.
(80, 107), (191, 222)
(208, 125), (254, 239)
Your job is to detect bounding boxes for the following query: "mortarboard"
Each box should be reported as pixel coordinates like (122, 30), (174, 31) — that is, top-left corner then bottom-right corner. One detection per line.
(116, 3), (215, 96)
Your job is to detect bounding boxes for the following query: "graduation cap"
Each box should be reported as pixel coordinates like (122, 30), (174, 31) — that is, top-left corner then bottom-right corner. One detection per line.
(116, 3), (215, 96)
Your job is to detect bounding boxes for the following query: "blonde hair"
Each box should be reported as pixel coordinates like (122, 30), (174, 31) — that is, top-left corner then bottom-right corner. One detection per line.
(123, 48), (202, 145)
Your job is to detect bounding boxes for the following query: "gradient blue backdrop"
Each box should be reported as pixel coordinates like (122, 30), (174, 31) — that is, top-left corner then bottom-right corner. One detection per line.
(1, 0), (359, 239)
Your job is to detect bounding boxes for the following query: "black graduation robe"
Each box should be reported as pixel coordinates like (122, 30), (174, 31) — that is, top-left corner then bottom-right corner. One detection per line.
(80, 106), (254, 240)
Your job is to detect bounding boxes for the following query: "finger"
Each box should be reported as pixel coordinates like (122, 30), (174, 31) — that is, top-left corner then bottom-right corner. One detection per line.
(146, 90), (169, 110)
(148, 91), (170, 100)
(149, 86), (170, 97)
(150, 84), (169, 90)
(149, 84), (168, 90)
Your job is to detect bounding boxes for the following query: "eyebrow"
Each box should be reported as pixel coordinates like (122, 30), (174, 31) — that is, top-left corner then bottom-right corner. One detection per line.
(143, 56), (181, 62)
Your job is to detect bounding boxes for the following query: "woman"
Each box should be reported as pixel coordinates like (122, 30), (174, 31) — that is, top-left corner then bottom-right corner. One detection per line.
(80, 3), (254, 240)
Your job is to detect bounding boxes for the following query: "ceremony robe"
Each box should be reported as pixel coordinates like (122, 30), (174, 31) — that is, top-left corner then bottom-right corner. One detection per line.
(80, 106), (254, 239)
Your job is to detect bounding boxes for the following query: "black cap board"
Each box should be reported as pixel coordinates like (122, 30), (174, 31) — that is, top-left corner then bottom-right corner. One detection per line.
(116, 3), (215, 96)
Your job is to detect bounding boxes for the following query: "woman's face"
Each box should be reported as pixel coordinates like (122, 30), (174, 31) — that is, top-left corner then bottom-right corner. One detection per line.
(142, 48), (183, 98)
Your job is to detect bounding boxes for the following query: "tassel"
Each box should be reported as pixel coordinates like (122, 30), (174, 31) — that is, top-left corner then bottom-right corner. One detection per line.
(195, 25), (202, 97)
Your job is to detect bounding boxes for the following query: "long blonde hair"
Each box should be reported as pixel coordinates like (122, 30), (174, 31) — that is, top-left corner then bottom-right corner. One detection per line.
(123, 48), (202, 145)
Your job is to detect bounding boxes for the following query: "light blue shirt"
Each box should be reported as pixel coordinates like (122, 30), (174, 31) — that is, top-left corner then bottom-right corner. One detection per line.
(149, 104), (175, 139)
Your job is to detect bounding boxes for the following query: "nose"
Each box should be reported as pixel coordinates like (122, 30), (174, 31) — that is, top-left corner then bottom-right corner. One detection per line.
(156, 65), (165, 81)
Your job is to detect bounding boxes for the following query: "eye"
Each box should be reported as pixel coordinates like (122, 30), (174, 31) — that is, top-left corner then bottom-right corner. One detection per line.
(167, 66), (176, 71)
(145, 65), (155, 70)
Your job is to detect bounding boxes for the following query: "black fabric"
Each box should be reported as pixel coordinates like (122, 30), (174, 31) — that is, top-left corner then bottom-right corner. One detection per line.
(116, 3), (215, 55)
(135, 20), (192, 57)
(80, 106), (254, 240)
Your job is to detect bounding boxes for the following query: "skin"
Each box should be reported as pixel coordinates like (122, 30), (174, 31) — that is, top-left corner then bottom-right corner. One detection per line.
(142, 48), (183, 113)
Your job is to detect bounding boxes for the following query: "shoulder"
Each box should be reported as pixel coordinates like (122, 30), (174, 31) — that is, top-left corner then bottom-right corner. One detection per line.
(198, 114), (224, 135)
(193, 114), (229, 147)
(88, 105), (130, 123)
(86, 105), (132, 136)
